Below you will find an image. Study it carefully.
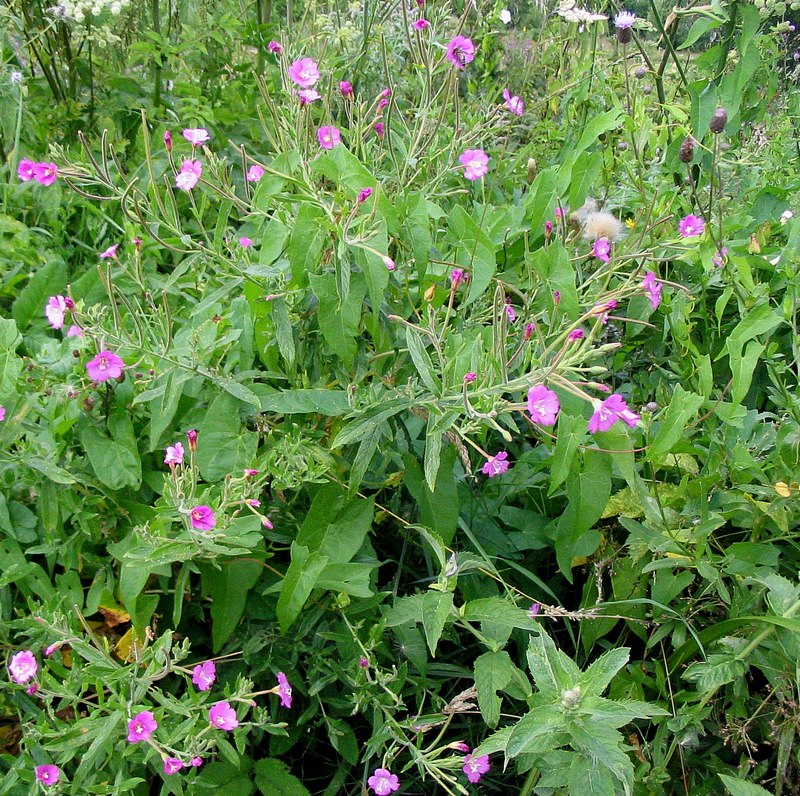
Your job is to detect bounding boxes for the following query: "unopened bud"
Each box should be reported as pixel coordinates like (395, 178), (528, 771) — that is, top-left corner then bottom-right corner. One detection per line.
(709, 107), (728, 134)
(450, 268), (464, 289)
(616, 27), (632, 44)
(82, 396), (95, 412)
(679, 136), (695, 163)
(463, 372), (476, 383)
(164, 130), (172, 152)
(634, 65), (647, 79)
(524, 323), (534, 340)
(186, 429), (198, 452)
(383, 256), (395, 271)
(544, 220), (553, 239)
(526, 158), (537, 184)
(423, 283), (436, 302)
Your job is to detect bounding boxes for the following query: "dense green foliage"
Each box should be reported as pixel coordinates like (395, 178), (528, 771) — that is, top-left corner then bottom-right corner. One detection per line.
(2, 0), (800, 794)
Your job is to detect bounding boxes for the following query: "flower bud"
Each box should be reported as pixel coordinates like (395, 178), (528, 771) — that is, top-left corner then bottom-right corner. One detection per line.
(187, 429), (198, 452)
(524, 323), (534, 340)
(450, 268), (464, 289)
(383, 256), (395, 271)
(634, 65), (647, 79)
(617, 27), (632, 44)
(463, 372), (476, 383)
(339, 80), (354, 98)
(679, 136), (695, 163)
(357, 187), (372, 203)
(164, 130), (172, 152)
(710, 107), (728, 134)
(526, 158), (537, 184)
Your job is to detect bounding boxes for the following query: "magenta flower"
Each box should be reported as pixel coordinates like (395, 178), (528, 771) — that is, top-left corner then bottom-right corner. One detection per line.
(86, 350), (125, 382)
(459, 148), (489, 181)
(528, 602), (541, 618)
(32, 162), (58, 186)
(374, 122), (385, 139)
(17, 159), (35, 181)
(35, 765), (61, 787)
(357, 187), (372, 203)
(679, 214), (705, 237)
(192, 660), (216, 691)
(414, 19), (430, 29)
(288, 57), (320, 88)
(244, 468), (259, 477)
(298, 88), (321, 105)
(377, 97), (389, 111)
(239, 236), (253, 249)
(446, 35), (476, 69)
(276, 672), (293, 708)
(502, 88), (524, 116)
(568, 329), (584, 340)
(246, 164), (264, 182)
(164, 757), (183, 775)
(164, 442), (184, 466)
(175, 159), (202, 191)
(45, 295), (71, 329)
(642, 271), (662, 309)
(164, 131), (173, 151)
(0, 407), (5, 422)
(8, 650), (37, 684)
(588, 393), (640, 433)
(190, 505), (216, 531)
(450, 268), (464, 288)
(505, 302), (516, 323)
(464, 372), (476, 383)
(463, 753), (491, 783)
(127, 710), (157, 743)
(527, 385), (560, 426)
(524, 323), (534, 340)
(359, 657), (369, 667)
(182, 128), (210, 146)
(592, 237), (611, 262)
(339, 80), (354, 97)
(317, 126), (341, 150)
(368, 768), (400, 795)
(186, 429), (198, 451)
(99, 243), (119, 259)
(482, 451), (510, 477)
(191, 757), (203, 767)
(209, 701), (238, 731)
(383, 256), (396, 271)
(268, 41), (282, 54)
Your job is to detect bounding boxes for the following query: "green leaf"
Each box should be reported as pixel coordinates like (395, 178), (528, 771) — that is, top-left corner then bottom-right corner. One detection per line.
(462, 598), (541, 633)
(729, 340), (764, 407)
(12, 257), (67, 329)
(79, 422), (141, 491)
(648, 385), (704, 459)
(276, 543), (329, 633)
(580, 647), (630, 695)
(254, 759), (311, 796)
(201, 556), (264, 652)
(197, 762), (255, 796)
(526, 629), (581, 697)
(309, 271), (366, 366)
(524, 167), (560, 238)
(549, 412), (586, 494)
(288, 204), (329, 283)
(424, 428), (443, 494)
(718, 774), (774, 796)
(196, 393), (258, 482)
(0, 317), (23, 397)
(254, 387), (350, 415)
(316, 562), (374, 598)
(683, 654), (747, 692)
(404, 445), (459, 545)
(272, 296), (296, 367)
(567, 150), (603, 211)
(148, 368), (192, 450)
(405, 325), (441, 395)
(385, 591), (454, 657)
(332, 398), (413, 448)
(447, 205), (496, 305)
(474, 651), (515, 728)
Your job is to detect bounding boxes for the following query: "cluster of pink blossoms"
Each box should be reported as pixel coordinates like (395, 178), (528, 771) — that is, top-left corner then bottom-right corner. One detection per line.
(17, 159), (58, 186)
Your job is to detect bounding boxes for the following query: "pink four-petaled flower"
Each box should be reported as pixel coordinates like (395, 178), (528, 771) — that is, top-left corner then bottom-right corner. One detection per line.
(35, 765), (61, 787)
(527, 385), (560, 426)
(164, 758), (184, 775)
(678, 214), (705, 237)
(182, 128), (210, 146)
(209, 701), (238, 731)
(482, 451), (510, 477)
(446, 35), (476, 69)
(192, 660), (216, 691)
(86, 350), (125, 382)
(190, 505), (216, 531)
(459, 148), (489, 181)
(8, 650), (37, 684)
(317, 126), (341, 149)
(588, 393), (640, 433)
(277, 671), (293, 708)
(463, 753), (491, 783)
(503, 88), (524, 116)
(32, 162), (58, 186)
(246, 164), (264, 182)
(368, 768), (400, 795)
(164, 442), (184, 466)
(592, 237), (611, 263)
(642, 271), (662, 309)
(175, 159), (202, 191)
(127, 710), (157, 743)
(288, 57), (320, 88)
(45, 295), (72, 329)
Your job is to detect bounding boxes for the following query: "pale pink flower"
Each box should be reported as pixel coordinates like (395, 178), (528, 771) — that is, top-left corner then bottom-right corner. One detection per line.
(182, 128), (210, 146)
(482, 451), (510, 477)
(463, 753), (491, 783)
(527, 385), (560, 426)
(246, 164), (264, 182)
(502, 88), (524, 116)
(99, 243), (119, 259)
(244, 468), (259, 477)
(239, 236), (253, 249)
(164, 442), (184, 466)
(288, 57), (320, 88)
(175, 159), (202, 191)
(66, 325), (84, 338)
(9, 650), (37, 684)
(32, 162), (58, 186)
(86, 350), (124, 382)
(17, 159), (35, 181)
(383, 256), (396, 271)
(190, 505), (216, 531)
(505, 302), (516, 322)
(35, 765), (61, 787)
(588, 393), (640, 433)
(459, 148), (489, 181)
(592, 237), (611, 262)
(528, 602), (541, 618)
(45, 295), (70, 329)
(0, 406), (6, 422)
(452, 742), (470, 753)
(209, 701), (238, 731)
(192, 660), (216, 691)
(368, 768), (400, 795)
(317, 126), (341, 149)
(298, 88), (321, 105)
(642, 271), (662, 309)
(127, 710), (157, 743)
(164, 758), (183, 775)
(446, 35), (476, 69)
(277, 672), (292, 707)
(679, 214), (704, 237)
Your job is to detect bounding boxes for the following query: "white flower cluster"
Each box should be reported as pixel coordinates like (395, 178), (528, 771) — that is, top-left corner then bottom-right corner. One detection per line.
(47, 0), (130, 23)
(554, 0), (607, 23)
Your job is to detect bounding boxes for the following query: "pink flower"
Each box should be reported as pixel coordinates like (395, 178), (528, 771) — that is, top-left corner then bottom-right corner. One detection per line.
(374, 122), (385, 139)
(357, 187), (372, 203)
(276, 672), (292, 708)
(192, 660), (216, 691)
(459, 148), (489, 181)
(450, 268), (464, 288)
(191, 757), (203, 767)
(32, 162), (58, 186)
(209, 701), (238, 731)
(317, 126), (341, 150)
(186, 429), (198, 451)
(446, 35), (476, 69)
(593, 299), (618, 324)
(127, 710), (157, 743)
(164, 131), (173, 152)
(527, 385), (560, 426)
(452, 742), (470, 753)
(463, 753), (490, 783)
(679, 214), (705, 237)
(17, 159), (36, 181)
(588, 393), (640, 433)
(339, 80), (354, 97)
(190, 505), (216, 531)
(377, 97), (389, 111)
(45, 295), (70, 329)
(592, 237), (611, 262)
(464, 372), (476, 383)
(164, 442), (184, 465)
(524, 323), (534, 340)
(239, 236), (253, 249)
(244, 468), (259, 477)
(99, 243), (119, 259)
(414, 19), (430, 29)
(175, 159), (202, 191)
(502, 88), (524, 116)
(182, 128), (210, 146)
(298, 88), (321, 105)
(67, 325), (84, 338)
(528, 603), (541, 618)
(359, 657), (369, 667)
(35, 765), (61, 787)
(368, 768), (400, 795)
(86, 350), (125, 382)
(642, 271), (662, 309)
(164, 758), (184, 775)
(288, 57), (320, 88)
(268, 41), (282, 54)
(44, 643), (60, 657)
(482, 451), (510, 477)
(505, 302), (516, 323)
(568, 329), (584, 340)
(246, 164), (264, 182)
(8, 650), (37, 684)
(383, 256), (396, 271)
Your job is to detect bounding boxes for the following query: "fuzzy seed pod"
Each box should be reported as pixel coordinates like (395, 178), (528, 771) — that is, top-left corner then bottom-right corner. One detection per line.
(617, 27), (633, 44)
(679, 136), (695, 163)
(634, 65), (647, 79)
(710, 107), (728, 134)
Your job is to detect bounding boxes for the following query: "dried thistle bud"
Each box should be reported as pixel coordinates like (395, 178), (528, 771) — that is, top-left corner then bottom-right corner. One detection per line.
(710, 107), (728, 134)
(634, 65), (647, 79)
(679, 136), (695, 163)
(526, 158), (537, 184)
